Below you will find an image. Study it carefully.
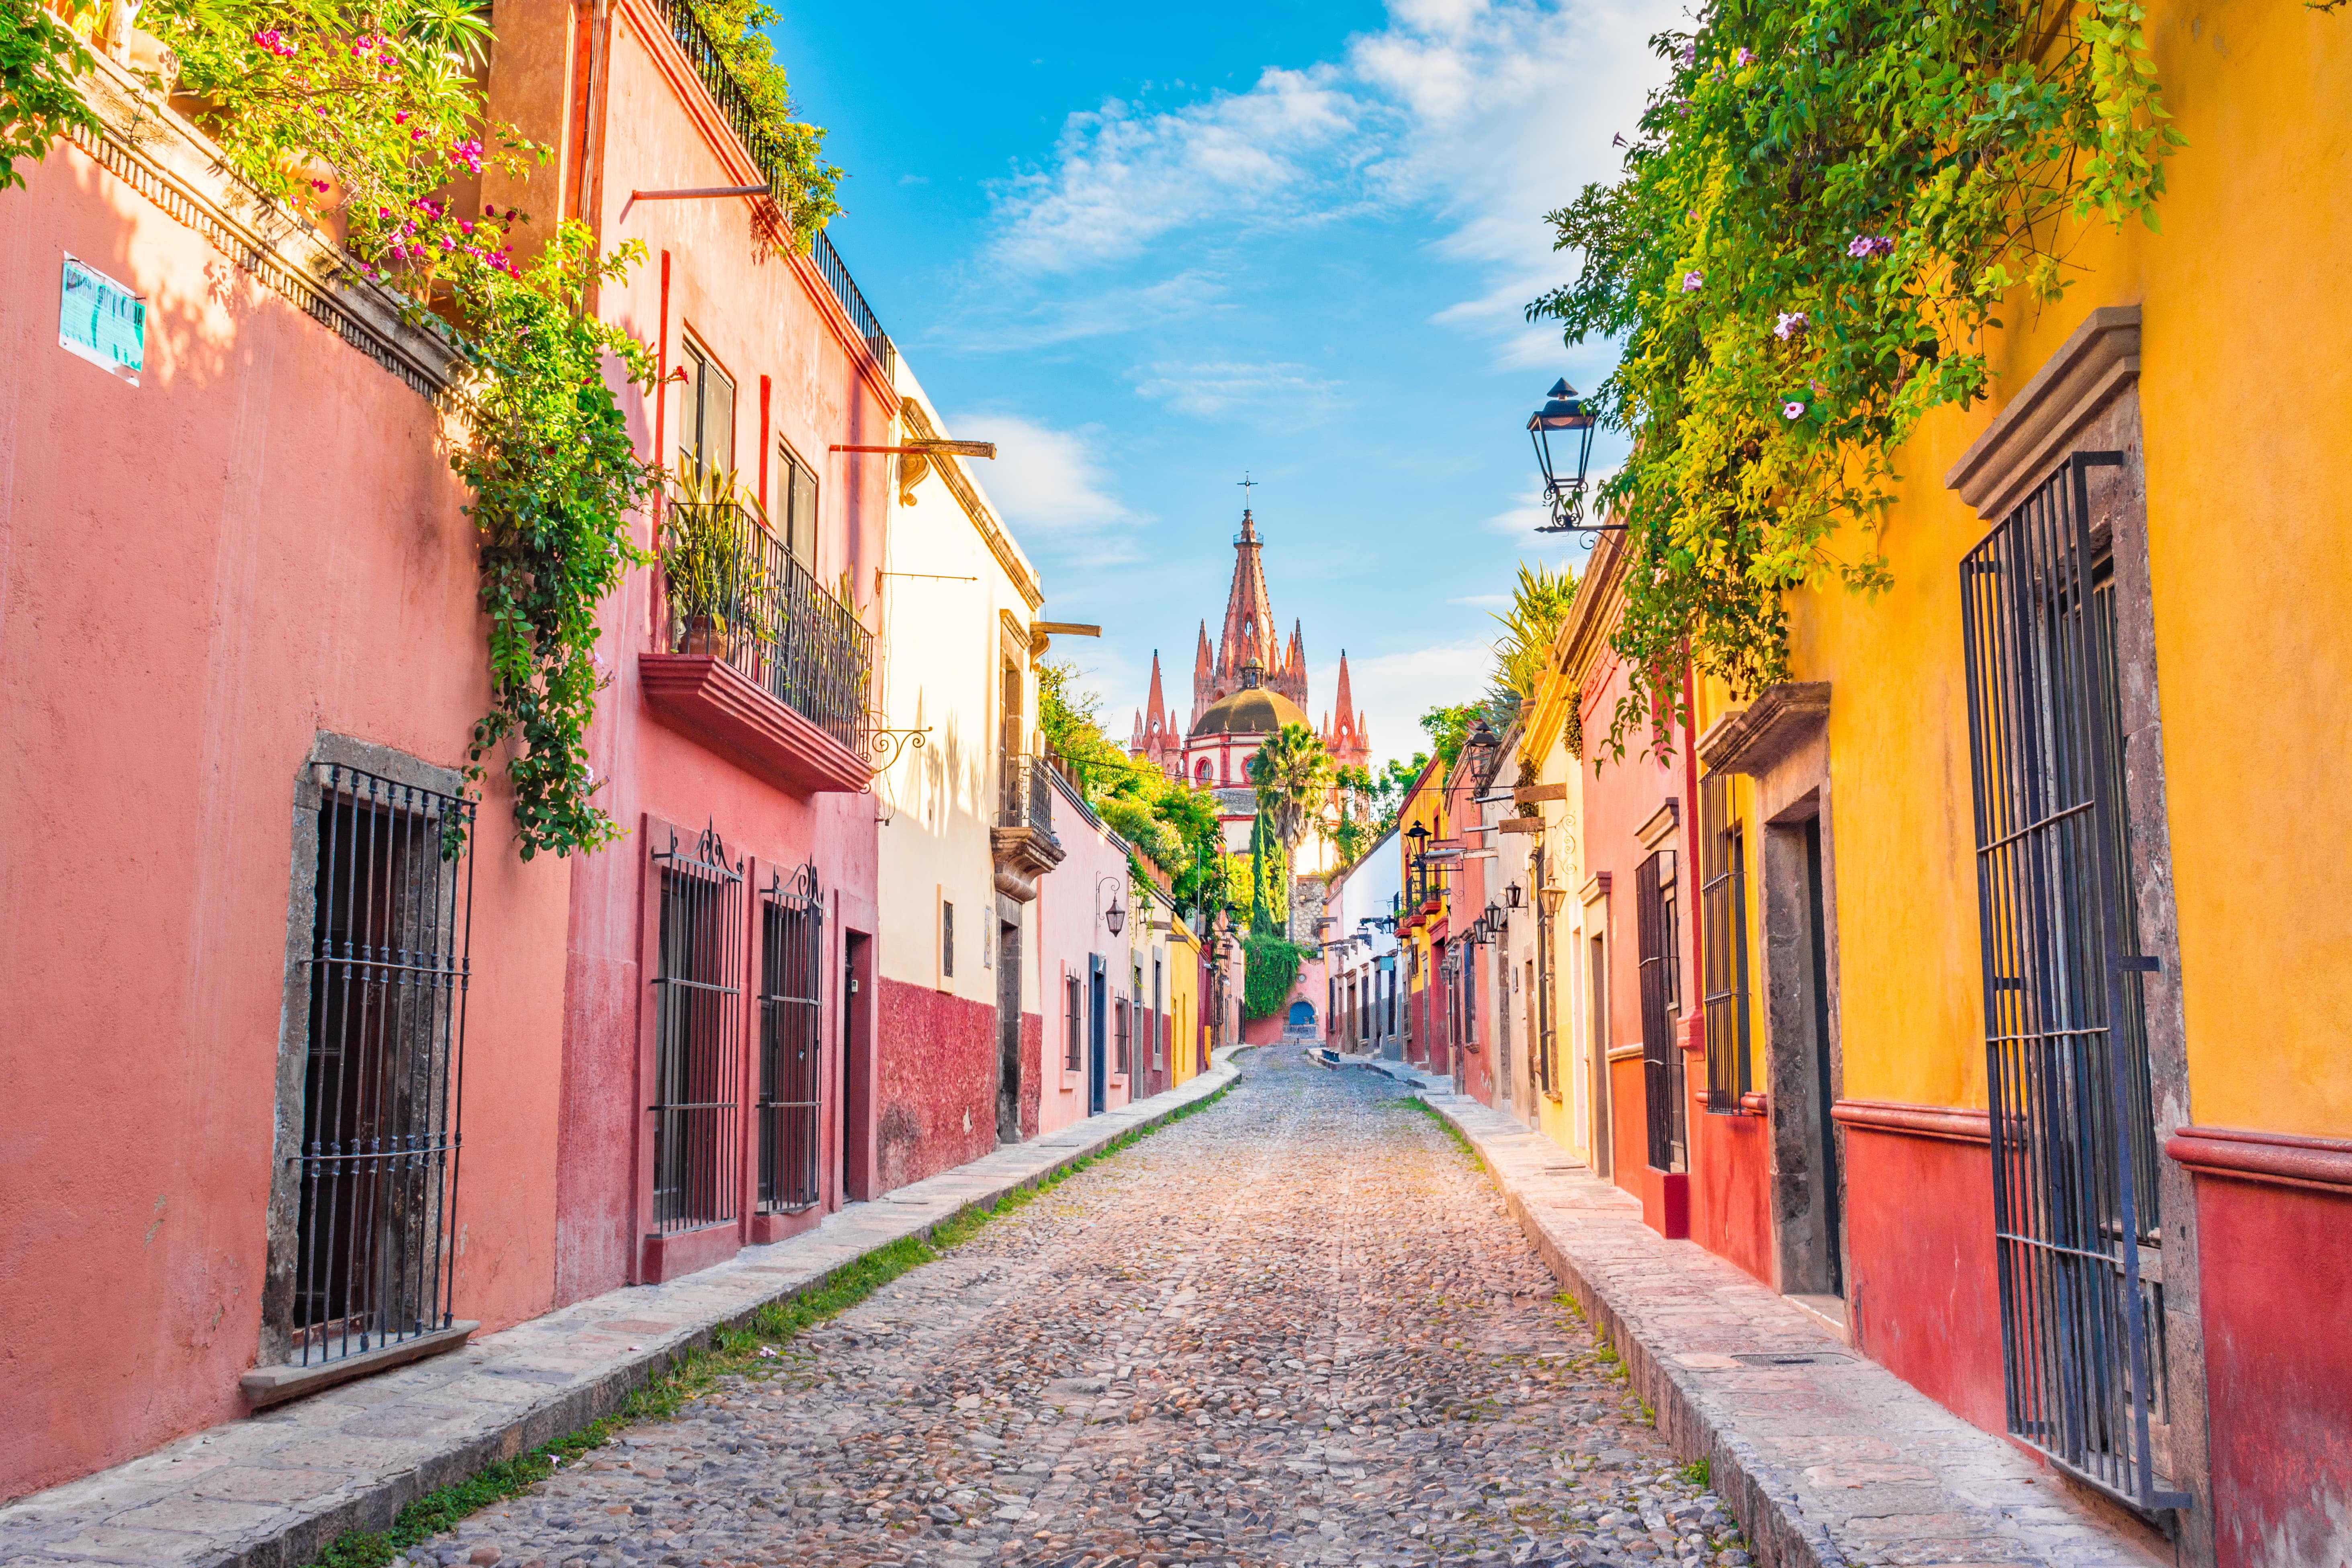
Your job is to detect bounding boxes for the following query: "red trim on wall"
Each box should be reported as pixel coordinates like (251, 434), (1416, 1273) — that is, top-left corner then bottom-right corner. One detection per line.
(639, 653), (875, 795)
(1832, 1098), (1993, 1145)
(757, 374), (771, 512)
(2167, 1124), (2352, 1194)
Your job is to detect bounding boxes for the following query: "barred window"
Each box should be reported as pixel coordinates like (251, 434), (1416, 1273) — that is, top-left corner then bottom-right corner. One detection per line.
(1065, 974), (1082, 1071)
(650, 825), (744, 1235)
(757, 862), (823, 1214)
(942, 900), (955, 978)
(1700, 772), (1753, 1113)
(1114, 997), (1131, 1075)
(283, 765), (472, 1369)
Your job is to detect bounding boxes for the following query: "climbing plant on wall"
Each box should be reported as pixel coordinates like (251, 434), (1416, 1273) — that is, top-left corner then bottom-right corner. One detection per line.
(1530, 0), (2182, 758)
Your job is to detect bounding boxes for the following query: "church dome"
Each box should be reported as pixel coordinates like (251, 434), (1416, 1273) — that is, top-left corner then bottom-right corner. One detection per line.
(1189, 684), (1309, 740)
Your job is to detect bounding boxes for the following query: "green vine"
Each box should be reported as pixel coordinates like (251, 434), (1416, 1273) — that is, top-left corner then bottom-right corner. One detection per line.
(452, 229), (661, 858)
(1, 0), (99, 189)
(122, 0), (673, 855)
(1241, 930), (1311, 1021)
(1530, 0), (2183, 758)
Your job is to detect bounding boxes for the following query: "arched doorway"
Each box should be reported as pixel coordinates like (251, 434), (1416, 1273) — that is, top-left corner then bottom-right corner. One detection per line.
(1287, 1000), (1315, 1030)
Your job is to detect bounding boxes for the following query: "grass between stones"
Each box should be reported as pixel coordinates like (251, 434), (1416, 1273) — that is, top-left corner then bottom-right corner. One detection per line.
(1402, 1093), (1486, 1171)
(306, 1080), (1235, 1568)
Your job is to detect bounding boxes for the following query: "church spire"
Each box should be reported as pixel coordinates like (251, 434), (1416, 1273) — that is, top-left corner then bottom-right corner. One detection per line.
(1144, 651), (1166, 733)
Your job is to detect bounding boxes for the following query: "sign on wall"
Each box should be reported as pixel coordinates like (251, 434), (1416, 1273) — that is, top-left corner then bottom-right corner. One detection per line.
(59, 255), (145, 384)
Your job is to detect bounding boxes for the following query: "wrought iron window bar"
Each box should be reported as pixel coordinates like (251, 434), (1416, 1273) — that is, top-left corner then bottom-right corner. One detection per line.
(1699, 772), (1753, 1113)
(1636, 848), (1686, 1171)
(757, 861), (824, 1214)
(1959, 450), (2186, 1517)
(649, 824), (744, 1236)
(288, 765), (474, 1368)
(660, 499), (873, 754)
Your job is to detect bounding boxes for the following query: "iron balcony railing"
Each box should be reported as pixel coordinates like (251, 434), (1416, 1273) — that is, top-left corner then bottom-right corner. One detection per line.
(998, 754), (1059, 842)
(659, 500), (872, 754)
(654, 0), (896, 376)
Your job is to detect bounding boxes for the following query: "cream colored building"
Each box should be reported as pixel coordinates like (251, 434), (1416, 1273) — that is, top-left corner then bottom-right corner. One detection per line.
(869, 367), (1064, 1176)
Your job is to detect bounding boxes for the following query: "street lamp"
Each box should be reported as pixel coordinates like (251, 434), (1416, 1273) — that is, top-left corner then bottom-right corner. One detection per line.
(1485, 900), (1503, 930)
(1463, 718), (1501, 786)
(1505, 881), (1523, 910)
(1527, 378), (1613, 536)
(1097, 874), (1127, 936)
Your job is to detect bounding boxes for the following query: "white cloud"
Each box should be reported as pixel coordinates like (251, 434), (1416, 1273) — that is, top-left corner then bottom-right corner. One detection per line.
(1448, 592), (1511, 607)
(978, 0), (1676, 362)
(943, 412), (1134, 538)
(1133, 360), (1342, 421)
(1312, 640), (1496, 771)
(986, 67), (1361, 274)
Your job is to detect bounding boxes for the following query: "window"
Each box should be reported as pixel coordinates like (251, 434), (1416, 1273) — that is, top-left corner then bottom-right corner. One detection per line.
(1636, 848), (1686, 1172)
(941, 900), (954, 979)
(676, 339), (735, 478)
(1700, 772), (1752, 1112)
(1196, 759), (1212, 785)
(1065, 974), (1082, 1071)
(1114, 997), (1131, 1075)
(282, 765), (473, 1369)
(777, 437), (818, 569)
(1153, 959), (1165, 1068)
(650, 825), (744, 1234)
(1960, 448), (2172, 1505)
(757, 862), (823, 1214)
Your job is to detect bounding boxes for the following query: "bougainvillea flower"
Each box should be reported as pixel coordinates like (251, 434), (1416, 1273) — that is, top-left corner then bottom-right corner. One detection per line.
(1775, 311), (1808, 338)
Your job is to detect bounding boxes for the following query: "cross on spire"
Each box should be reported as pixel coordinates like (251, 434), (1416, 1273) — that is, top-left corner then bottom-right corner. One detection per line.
(1237, 472), (1256, 505)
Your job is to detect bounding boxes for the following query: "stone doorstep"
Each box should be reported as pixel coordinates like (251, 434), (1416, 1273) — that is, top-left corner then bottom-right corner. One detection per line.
(0, 1051), (1247, 1568)
(1401, 1087), (2172, 1568)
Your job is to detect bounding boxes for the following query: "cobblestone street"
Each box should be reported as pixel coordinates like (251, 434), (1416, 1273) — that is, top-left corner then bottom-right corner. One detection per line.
(409, 1049), (1744, 1568)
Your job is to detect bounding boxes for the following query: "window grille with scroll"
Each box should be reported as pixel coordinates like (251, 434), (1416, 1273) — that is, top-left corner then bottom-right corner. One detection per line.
(286, 765), (473, 1368)
(1959, 450), (2184, 1515)
(757, 861), (823, 1214)
(1700, 773), (1752, 1113)
(650, 825), (744, 1236)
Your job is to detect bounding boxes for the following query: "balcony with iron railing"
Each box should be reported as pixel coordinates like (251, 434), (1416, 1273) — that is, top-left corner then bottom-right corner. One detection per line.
(654, 0), (895, 378)
(990, 754), (1066, 902)
(641, 500), (875, 794)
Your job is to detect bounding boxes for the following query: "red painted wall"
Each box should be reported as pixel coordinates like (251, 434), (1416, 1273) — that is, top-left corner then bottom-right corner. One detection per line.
(1841, 1127), (2006, 1435)
(0, 133), (571, 1496)
(1019, 1014), (1043, 1138)
(1687, 1085), (1773, 1284)
(2195, 1176), (2352, 1568)
(873, 980), (1000, 1192)
(543, 4), (888, 1303)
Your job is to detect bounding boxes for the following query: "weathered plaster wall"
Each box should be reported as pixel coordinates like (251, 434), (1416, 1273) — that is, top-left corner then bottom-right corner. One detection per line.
(871, 980), (998, 1192)
(0, 138), (570, 1496)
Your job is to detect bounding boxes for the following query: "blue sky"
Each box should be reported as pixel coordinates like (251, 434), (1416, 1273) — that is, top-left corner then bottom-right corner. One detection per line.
(771, 0), (1676, 766)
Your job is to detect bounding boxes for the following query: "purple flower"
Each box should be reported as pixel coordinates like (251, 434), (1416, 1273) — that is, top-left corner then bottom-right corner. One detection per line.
(1847, 234), (1894, 259)
(1736, 47), (1755, 65)
(1682, 271), (1704, 292)
(1782, 401), (1806, 420)
(1774, 311), (1808, 339)
(1677, 39), (1697, 67)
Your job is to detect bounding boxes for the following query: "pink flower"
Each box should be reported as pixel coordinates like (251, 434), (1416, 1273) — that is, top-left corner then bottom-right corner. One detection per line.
(1782, 401), (1806, 420)
(1736, 47), (1755, 65)
(310, 178), (329, 192)
(1677, 39), (1696, 66)
(1682, 271), (1704, 292)
(1774, 311), (1808, 339)
(394, 111), (408, 125)
(1847, 234), (1894, 259)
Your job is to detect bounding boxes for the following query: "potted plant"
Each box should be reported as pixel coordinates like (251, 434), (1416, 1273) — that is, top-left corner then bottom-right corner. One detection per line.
(660, 464), (773, 659)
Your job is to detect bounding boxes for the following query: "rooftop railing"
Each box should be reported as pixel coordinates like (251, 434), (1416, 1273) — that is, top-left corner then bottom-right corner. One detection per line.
(655, 0), (897, 376)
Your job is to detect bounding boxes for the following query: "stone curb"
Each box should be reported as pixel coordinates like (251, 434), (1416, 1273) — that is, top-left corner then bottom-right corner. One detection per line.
(0, 1051), (1249, 1568)
(1340, 1052), (2165, 1568)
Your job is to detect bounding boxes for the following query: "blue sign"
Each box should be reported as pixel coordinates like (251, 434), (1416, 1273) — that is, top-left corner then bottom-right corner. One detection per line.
(60, 255), (145, 384)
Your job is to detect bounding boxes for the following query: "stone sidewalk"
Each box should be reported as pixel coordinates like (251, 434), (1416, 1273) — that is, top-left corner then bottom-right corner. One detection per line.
(0, 1053), (1243, 1568)
(1354, 1055), (2172, 1568)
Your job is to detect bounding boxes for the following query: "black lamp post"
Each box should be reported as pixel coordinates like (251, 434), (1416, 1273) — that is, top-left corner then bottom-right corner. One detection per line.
(1463, 718), (1501, 786)
(1528, 378), (1614, 536)
(1505, 880), (1523, 910)
(1486, 900), (1503, 930)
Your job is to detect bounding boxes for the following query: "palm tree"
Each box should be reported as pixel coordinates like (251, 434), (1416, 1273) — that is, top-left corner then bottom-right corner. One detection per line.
(1248, 722), (1335, 858)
